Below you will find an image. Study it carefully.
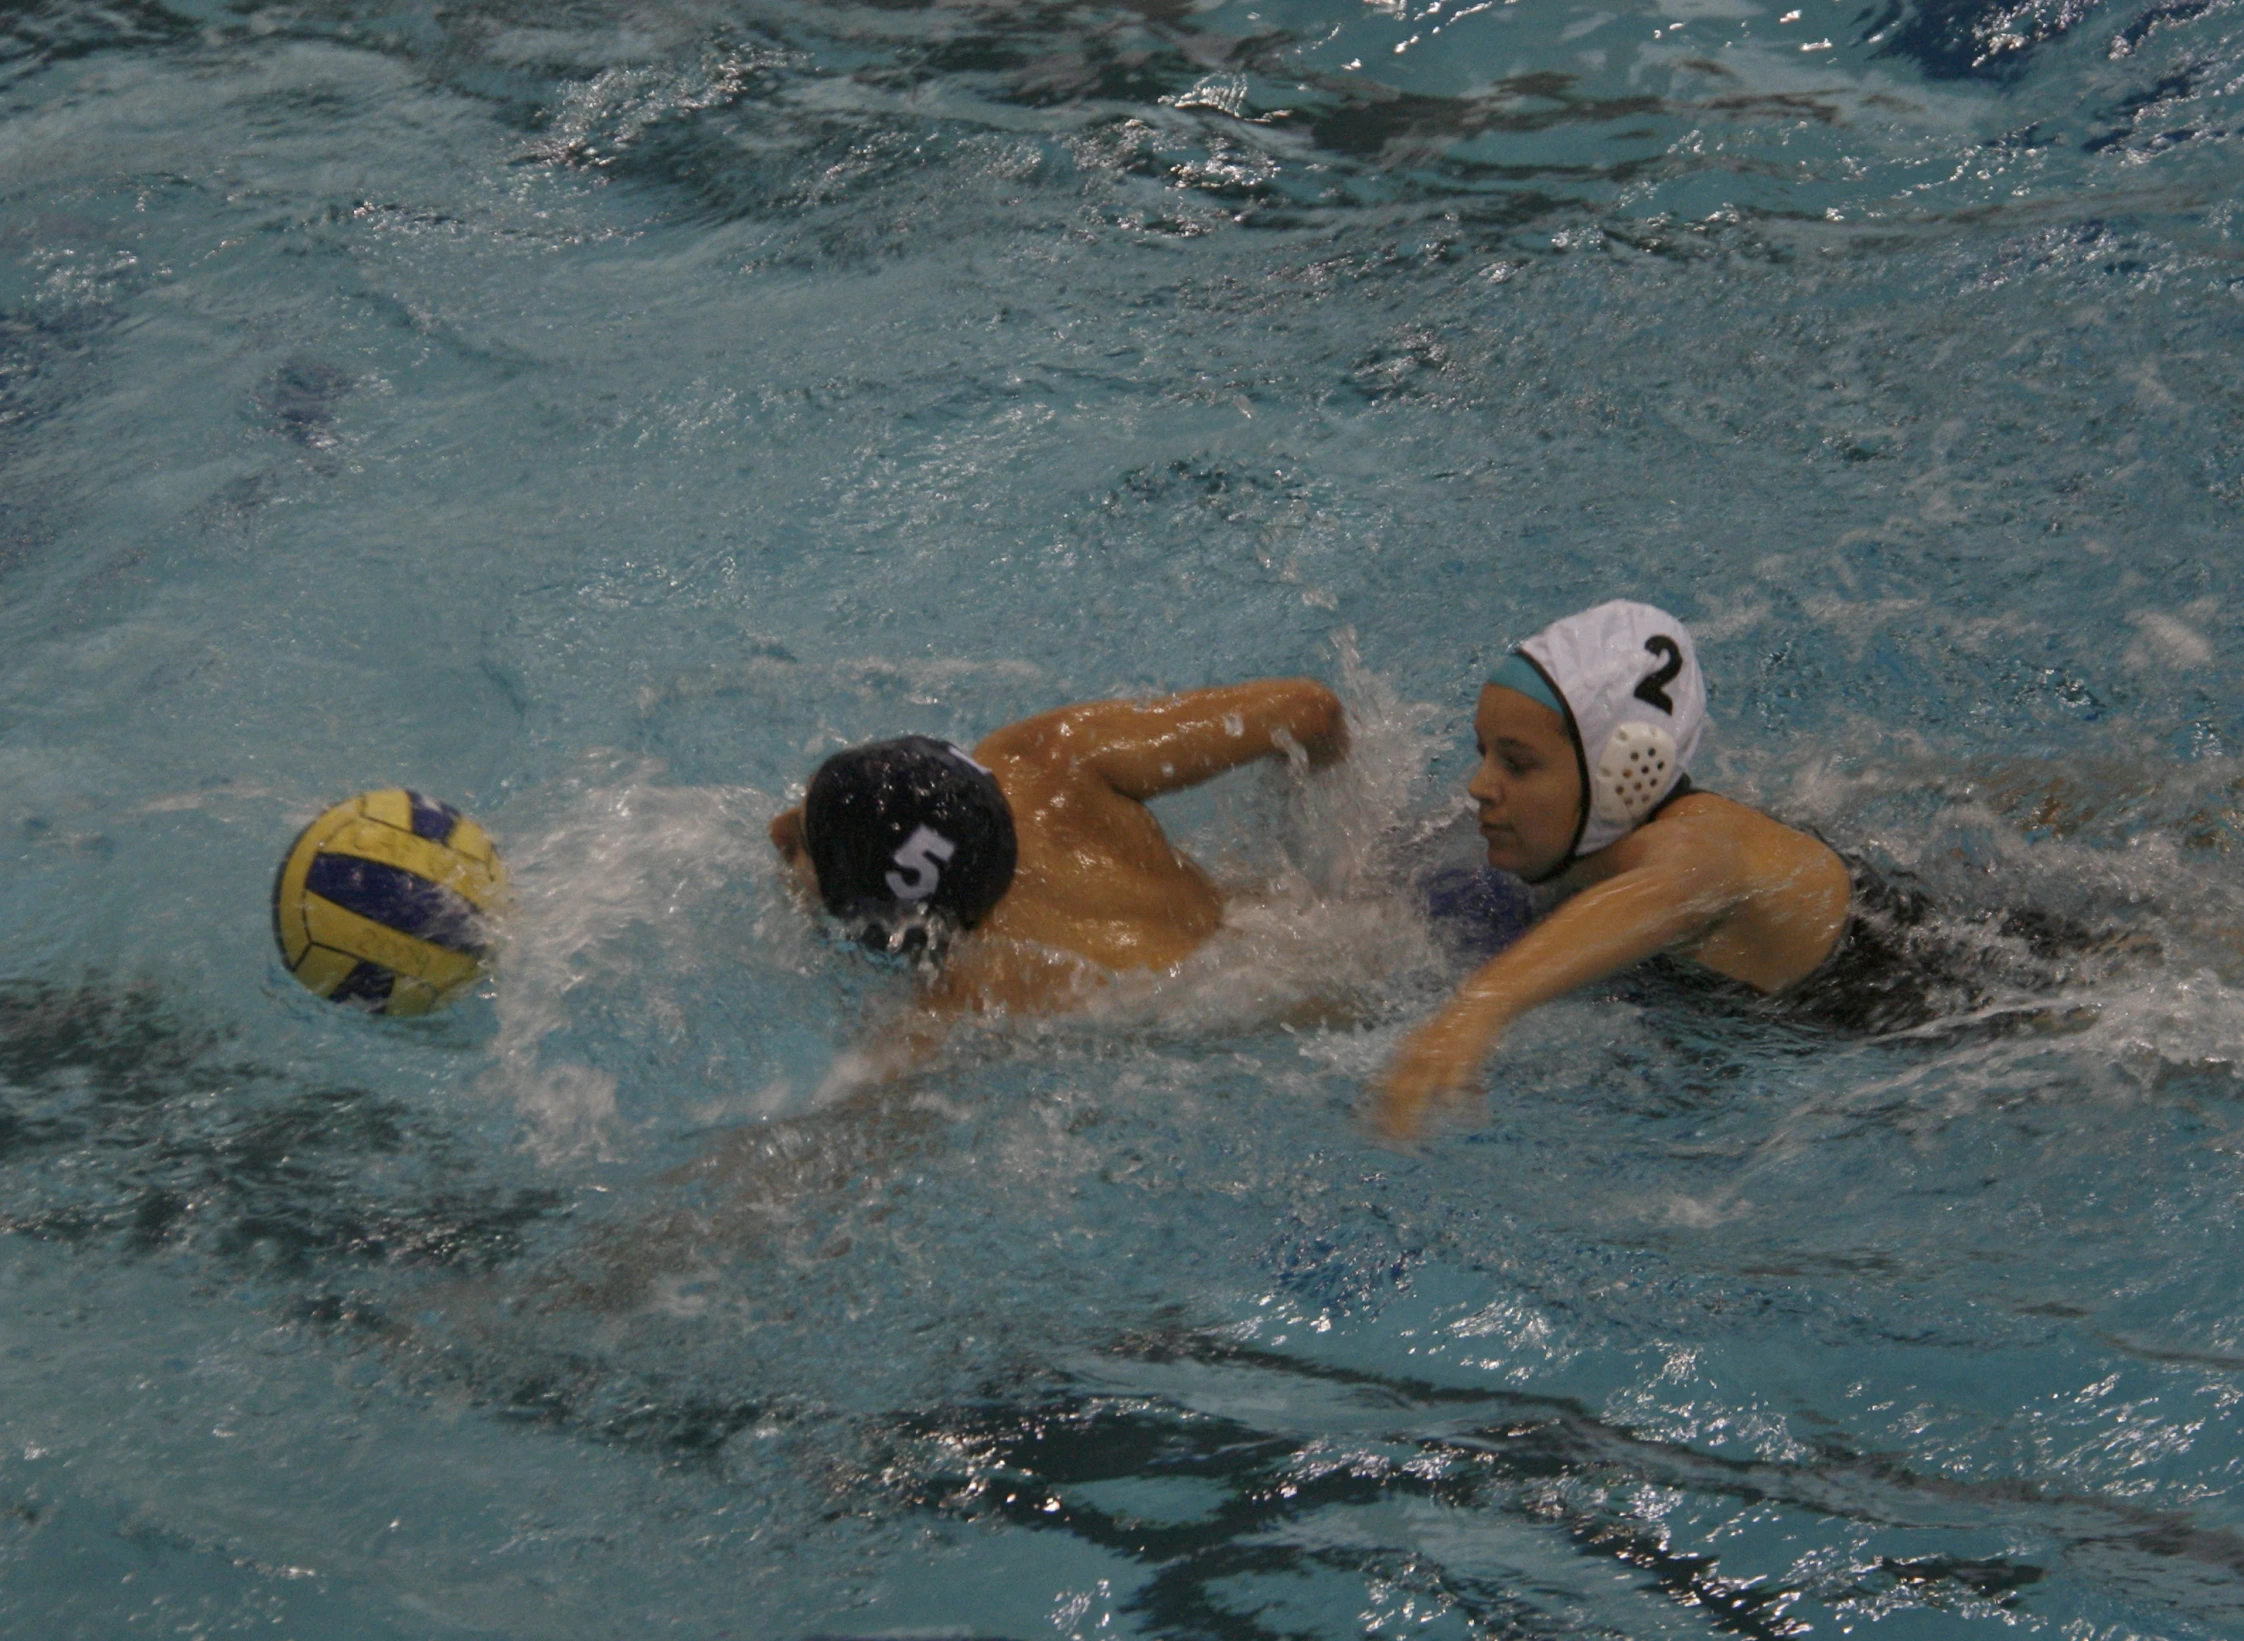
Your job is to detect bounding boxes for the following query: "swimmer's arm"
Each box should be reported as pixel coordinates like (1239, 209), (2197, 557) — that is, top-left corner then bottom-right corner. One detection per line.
(1372, 837), (1745, 1140)
(978, 679), (1346, 800)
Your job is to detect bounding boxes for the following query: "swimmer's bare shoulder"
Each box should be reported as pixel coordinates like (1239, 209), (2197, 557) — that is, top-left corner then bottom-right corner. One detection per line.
(876, 679), (1348, 1035)
(1585, 793), (1851, 993)
(959, 679), (1344, 965)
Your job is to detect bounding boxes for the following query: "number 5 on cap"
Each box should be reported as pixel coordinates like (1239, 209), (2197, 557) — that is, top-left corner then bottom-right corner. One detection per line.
(886, 826), (957, 901)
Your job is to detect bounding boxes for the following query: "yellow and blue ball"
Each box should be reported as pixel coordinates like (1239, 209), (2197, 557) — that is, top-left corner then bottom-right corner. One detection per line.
(271, 789), (506, 1017)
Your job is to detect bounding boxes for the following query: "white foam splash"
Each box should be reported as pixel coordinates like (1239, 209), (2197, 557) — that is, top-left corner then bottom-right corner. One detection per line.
(1294, 630), (1453, 898)
(480, 763), (778, 1160)
(475, 651), (1479, 1153)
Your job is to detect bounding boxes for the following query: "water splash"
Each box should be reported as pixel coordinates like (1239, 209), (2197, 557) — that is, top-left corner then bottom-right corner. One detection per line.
(480, 761), (781, 1159)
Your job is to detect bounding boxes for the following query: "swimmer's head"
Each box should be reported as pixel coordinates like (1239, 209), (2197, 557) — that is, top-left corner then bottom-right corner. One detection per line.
(1469, 681), (1584, 882)
(1480, 600), (1706, 879)
(774, 735), (1017, 959)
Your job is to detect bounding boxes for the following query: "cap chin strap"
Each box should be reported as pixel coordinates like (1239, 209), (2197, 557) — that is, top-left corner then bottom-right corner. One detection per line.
(1519, 854), (1571, 888)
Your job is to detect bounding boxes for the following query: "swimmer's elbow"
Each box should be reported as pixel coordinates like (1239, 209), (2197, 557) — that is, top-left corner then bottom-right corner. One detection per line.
(1278, 679), (1347, 766)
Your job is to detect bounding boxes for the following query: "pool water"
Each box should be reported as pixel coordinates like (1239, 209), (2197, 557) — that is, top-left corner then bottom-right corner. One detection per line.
(5, 0), (2244, 1634)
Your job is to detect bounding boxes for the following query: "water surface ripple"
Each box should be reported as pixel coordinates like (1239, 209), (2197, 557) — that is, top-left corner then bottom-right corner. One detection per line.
(3, 0), (2244, 1635)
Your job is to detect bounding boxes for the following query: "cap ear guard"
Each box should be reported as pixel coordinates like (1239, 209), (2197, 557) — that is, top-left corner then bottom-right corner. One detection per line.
(1591, 721), (1678, 828)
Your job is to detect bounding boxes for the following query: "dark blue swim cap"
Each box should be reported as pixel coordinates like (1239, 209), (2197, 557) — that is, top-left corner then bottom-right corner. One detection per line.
(803, 736), (1017, 955)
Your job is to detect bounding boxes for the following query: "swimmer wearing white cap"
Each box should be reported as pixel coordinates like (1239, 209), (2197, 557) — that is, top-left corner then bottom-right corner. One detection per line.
(1374, 600), (1853, 1140)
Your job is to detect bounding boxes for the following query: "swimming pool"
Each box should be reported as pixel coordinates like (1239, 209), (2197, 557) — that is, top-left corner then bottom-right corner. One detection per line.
(3, 0), (2244, 1633)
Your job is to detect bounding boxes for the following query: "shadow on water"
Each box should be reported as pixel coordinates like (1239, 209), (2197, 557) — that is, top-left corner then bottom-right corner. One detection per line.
(860, 1326), (2244, 1639)
(0, 980), (560, 1273)
(254, 356), (354, 449)
(1865, 0), (2110, 82)
(7, 967), (2244, 1634)
(2, 0), (2209, 261)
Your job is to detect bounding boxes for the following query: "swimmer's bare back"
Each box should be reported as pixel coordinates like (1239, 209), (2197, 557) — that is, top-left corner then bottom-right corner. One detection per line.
(919, 679), (1347, 1016)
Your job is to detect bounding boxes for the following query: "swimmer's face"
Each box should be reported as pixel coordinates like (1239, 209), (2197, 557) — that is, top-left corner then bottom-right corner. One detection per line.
(1468, 684), (1582, 879)
(769, 807), (822, 907)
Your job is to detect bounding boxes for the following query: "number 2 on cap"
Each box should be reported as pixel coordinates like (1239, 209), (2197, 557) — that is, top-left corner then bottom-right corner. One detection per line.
(886, 825), (957, 901)
(1634, 636), (1682, 714)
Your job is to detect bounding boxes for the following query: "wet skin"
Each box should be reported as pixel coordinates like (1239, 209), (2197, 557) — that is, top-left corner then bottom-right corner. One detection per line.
(1373, 684), (1852, 1140)
(771, 679), (1347, 1025)
(550, 684), (1347, 1311)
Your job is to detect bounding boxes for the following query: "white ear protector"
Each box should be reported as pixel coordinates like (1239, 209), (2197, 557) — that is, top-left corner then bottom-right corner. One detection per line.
(1591, 721), (1679, 828)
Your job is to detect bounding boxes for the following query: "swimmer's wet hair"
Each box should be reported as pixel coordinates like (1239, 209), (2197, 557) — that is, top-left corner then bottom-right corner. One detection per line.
(804, 735), (1017, 959)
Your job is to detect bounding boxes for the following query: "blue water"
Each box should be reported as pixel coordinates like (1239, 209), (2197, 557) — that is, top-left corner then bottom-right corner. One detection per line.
(5, 0), (2244, 1634)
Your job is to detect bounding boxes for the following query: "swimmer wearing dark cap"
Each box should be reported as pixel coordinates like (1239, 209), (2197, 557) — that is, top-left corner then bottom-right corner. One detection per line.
(1374, 601), (1854, 1141)
(519, 683), (1343, 1312)
(769, 679), (1347, 1051)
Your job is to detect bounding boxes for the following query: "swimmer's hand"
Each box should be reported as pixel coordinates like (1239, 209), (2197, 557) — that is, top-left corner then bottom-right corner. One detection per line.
(1371, 1011), (1500, 1142)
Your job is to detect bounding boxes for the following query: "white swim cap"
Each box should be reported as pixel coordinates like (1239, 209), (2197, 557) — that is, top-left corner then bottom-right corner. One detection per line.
(1516, 599), (1706, 860)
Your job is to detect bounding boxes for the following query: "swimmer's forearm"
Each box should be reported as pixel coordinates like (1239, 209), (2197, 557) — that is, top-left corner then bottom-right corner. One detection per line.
(1373, 865), (1736, 1138)
(1128, 678), (1346, 788)
(1020, 678), (1344, 798)
(1406, 942), (1593, 1073)
(1372, 963), (1618, 1141)
(811, 1009), (949, 1106)
(1445, 871), (1710, 1027)
(1269, 679), (1348, 768)
(816, 944), (1061, 1103)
